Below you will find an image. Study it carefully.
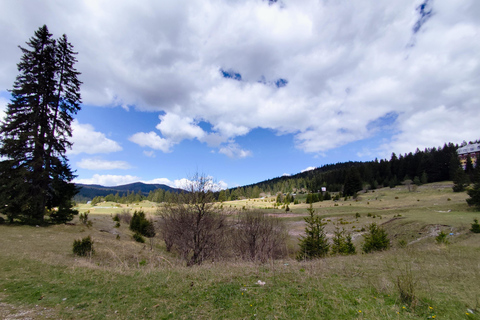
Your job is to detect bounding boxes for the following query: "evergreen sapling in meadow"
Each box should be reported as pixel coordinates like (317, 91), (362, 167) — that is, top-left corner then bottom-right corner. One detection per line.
(296, 203), (329, 260)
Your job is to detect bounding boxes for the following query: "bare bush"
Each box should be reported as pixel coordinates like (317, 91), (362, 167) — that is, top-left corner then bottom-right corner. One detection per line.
(117, 209), (132, 224)
(232, 211), (288, 262)
(157, 174), (228, 266)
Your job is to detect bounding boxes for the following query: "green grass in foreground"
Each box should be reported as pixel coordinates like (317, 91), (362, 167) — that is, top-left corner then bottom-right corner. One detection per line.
(1, 245), (479, 319)
(1, 182), (480, 319)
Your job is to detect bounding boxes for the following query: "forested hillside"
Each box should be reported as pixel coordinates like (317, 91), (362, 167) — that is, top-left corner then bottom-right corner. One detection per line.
(218, 143), (461, 200)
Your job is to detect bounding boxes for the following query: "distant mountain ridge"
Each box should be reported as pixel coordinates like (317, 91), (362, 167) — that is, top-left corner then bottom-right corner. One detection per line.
(75, 182), (184, 201)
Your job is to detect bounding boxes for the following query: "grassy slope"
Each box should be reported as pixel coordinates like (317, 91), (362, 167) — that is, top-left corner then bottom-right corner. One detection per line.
(1, 182), (480, 319)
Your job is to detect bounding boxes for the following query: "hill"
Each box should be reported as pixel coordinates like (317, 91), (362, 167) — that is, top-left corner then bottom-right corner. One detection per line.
(75, 182), (183, 201)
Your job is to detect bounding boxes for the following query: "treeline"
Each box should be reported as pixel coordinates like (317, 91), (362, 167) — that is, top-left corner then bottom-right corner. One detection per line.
(90, 142), (463, 205)
(216, 142), (461, 200)
(90, 189), (178, 205)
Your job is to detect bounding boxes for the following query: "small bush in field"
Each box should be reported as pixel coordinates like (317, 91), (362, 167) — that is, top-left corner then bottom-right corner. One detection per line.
(362, 223), (389, 253)
(470, 219), (480, 233)
(79, 212), (92, 227)
(435, 231), (449, 245)
(331, 228), (356, 255)
(133, 232), (145, 243)
(130, 210), (156, 238)
(73, 236), (94, 256)
(117, 210), (132, 224)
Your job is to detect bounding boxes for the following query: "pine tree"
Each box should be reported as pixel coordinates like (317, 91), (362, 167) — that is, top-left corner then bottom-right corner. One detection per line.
(331, 227), (356, 255)
(452, 167), (469, 192)
(296, 203), (329, 260)
(0, 25), (81, 224)
(343, 167), (362, 196)
(466, 166), (480, 210)
(362, 223), (389, 253)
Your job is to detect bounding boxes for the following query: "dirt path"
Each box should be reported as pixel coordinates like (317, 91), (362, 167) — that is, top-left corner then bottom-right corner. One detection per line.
(0, 298), (56, 320)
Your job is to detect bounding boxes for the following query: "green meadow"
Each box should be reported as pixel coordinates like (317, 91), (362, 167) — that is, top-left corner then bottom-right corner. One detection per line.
(1, 182), (479, 319)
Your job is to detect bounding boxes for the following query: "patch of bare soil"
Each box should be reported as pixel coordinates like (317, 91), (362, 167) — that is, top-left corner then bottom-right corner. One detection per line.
(0, 296), (56, 320)
(409, 224), (453, 245)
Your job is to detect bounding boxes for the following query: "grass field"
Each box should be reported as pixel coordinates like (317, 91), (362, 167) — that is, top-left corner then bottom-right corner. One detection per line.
(1, 182), (480, 319)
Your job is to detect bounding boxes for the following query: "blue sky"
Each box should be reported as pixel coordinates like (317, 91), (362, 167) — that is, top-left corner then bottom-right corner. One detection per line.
(1, 0), (479, 189)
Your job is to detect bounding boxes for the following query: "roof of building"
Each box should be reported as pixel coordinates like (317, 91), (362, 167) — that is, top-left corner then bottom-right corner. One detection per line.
(458, 143), (480, 155)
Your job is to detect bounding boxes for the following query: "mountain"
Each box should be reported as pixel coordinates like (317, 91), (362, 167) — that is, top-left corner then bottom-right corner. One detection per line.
(75, 182), (183, 201)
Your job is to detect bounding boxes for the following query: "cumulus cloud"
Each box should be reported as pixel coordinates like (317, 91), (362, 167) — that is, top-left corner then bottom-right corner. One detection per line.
(77, 158), (131, 170)
(219, 143), (252, 159)
(143, 150), (156, 158)
(1, 0), (479, 158)
(0, 96), (8, 121)
(145, 177), (228, 191)
(69, 121), (122, 155)
(128, 131), (172, 153)
(74, 174), (140, 186)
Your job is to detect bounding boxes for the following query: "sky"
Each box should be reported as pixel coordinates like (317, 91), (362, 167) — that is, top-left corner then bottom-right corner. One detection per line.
(0, 0), (479, 189)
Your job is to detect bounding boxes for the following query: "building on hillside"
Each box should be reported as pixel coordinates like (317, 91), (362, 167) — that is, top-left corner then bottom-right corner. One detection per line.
(457, 143), (480, 169)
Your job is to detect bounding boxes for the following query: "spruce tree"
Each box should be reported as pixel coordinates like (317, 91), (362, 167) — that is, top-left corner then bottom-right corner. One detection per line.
(296, 203), (329, 260)
(452, 167), (469, 192)
(343, 167), (362, 196)
(0, 25), (81, 224)
(466, 166), (480, 210)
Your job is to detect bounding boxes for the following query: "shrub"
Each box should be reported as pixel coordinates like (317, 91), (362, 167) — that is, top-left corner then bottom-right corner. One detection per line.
(130, 210), (155, 238)
(117, 210), (132, 224)
(471, 219), (480, 233)
(233, 211), (288, 262)
(362, 223), (389, 253)
(157, 174), (228, 266)
(0, 216), (5, 224)
(133, 232), (145, 243)
(79, 212), (92, 227)
(331, 228), (356, 255)
(73, 236), (94, 256)
(435, 231), (449, 245)
(112, 214), (120, 222)
(397, 265), (417, 306)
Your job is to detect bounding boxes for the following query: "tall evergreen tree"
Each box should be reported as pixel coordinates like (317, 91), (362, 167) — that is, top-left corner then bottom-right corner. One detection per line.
(0, 25), (81, 224)
(343, 167), (362, 196)
(466, 166), (480, 210)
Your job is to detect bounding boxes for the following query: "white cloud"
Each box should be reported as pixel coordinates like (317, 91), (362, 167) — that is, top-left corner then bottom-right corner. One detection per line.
(143, 150), (155, 158)
(144, 177), (228, 191)
(70, 121), (122, 155)
(1, 0), (479, 158)
(128, 131), (172, 152)
(77, 158), (131, 170)
(156, 113), (206, 143)
(380, 105), (480, 157)
(0, 96), (8, 121)
(219, 143), (252, 159)
(282, 173), (291, 177)
(74, 174), (140, 186)
(301, 166), (316, 173)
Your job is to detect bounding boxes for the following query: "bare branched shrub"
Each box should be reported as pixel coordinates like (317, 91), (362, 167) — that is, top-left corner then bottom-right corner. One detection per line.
(117, 209), (132, 224)
(232, 211), (288, 263)
(157, 173), (227, 266)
